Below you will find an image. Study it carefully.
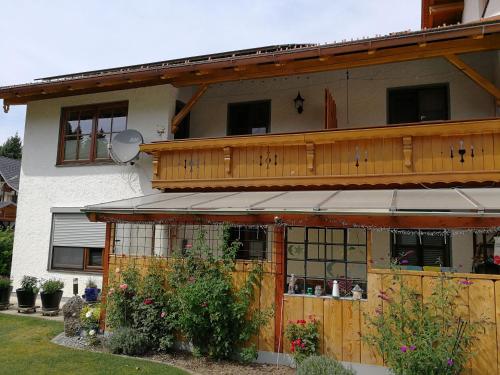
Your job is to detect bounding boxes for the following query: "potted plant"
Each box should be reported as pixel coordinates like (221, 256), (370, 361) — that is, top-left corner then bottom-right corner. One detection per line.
(84, 278), (100, 302)
(16, 275), (39, 309)
(0, 276), (12, 308)
(40, 278), (64, 312)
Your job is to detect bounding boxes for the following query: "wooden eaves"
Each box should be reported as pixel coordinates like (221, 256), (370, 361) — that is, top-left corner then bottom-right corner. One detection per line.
(1, 20), (499, 108)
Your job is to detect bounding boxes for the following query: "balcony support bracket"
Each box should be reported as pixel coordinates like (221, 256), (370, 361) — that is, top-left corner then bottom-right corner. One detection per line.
(171, 84), (208, 134)
(223, 146), (232, 176)
(306, 143), (315, 172)
(152, 152), (160, 178)
(402, 136), (413, 169)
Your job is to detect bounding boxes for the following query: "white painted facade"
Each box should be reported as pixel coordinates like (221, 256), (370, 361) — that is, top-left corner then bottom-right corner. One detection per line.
(10, 51), (498, 296)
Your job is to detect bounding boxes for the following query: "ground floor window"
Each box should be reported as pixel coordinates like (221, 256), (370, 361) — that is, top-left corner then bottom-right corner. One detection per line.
(391, 230), (450, 269)
(50, 213), (106, 272)
(229, 226), (267, 260)
(285, 227), (367, 297)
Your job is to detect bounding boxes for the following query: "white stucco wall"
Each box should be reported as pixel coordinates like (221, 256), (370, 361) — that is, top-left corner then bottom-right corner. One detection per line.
(187, 53), (497, 138)
(11, 84), (178, 295)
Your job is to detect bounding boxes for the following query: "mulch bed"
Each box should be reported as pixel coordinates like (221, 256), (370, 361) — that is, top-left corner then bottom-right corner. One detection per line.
(52, 333), (295, 375)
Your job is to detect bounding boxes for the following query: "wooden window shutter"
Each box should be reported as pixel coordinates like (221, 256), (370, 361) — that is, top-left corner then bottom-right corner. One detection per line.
(324, 88), (337, 129)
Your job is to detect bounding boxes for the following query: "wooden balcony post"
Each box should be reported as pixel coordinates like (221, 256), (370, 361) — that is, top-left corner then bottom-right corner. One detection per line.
(306, 143), (315, 172)
(223, 146), (232, 176)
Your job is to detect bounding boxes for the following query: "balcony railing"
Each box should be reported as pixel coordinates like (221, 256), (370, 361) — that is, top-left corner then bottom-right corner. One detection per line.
(141, 118), (500, 190)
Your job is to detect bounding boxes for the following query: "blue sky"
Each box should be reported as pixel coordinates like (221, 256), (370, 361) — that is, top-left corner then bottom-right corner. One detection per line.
(0, 0), (420, 143)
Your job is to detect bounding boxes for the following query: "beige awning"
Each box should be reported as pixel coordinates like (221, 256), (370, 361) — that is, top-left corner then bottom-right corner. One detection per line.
(82, 188), (500, 217)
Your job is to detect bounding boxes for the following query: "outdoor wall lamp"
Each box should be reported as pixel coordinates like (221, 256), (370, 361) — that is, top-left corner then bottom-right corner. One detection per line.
(294, 91), (304, 114)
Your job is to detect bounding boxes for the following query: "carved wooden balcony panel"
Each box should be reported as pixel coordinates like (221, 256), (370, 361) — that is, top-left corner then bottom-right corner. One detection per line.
(141, 119), (500, 190)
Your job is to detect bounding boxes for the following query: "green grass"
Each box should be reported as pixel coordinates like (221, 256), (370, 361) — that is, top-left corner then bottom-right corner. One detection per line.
(0, 314), (188, 375)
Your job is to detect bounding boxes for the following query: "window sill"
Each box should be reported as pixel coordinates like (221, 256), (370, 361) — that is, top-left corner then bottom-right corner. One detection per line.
(55, 160), (117, 167)
(284, 293), (366, 301)
(48, 268), (103, 276)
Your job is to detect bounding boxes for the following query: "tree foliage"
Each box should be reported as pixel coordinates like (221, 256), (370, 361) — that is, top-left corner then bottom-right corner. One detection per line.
(0, 229), (14, 276)
(0, 133), (22, 159)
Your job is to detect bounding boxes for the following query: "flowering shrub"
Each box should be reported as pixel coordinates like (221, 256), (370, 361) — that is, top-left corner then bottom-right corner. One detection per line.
(168, 227), (272, 360)
(363, 267), (484, 375)
(285, 316), (320, 364)
(80, 304), (101, 346)
(106, 261), (174, 352)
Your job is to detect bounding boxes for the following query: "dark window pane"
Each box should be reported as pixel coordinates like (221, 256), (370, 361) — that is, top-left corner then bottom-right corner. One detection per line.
(229, 226), (267, 260)
(227, 100), (270, 136)
(88, 248), (103, 267)
(52, 246), (84, 269)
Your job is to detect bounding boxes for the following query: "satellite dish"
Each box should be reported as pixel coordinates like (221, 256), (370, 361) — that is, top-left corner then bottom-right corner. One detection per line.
(109, 129), (144, 164)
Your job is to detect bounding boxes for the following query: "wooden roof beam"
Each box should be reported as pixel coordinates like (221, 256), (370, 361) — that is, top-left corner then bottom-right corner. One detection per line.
(171, 84), (208, 134)
(445, 54), (500, 104)
(429, 2), (464, 16)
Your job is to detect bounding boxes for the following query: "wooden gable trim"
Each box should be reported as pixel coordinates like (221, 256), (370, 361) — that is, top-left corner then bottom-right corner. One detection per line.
(445, 54), (500, 104)
(171, 84), (208, 134)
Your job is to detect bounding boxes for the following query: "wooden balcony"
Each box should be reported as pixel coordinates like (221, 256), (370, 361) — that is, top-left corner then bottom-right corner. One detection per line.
(141, 118), (500, 190)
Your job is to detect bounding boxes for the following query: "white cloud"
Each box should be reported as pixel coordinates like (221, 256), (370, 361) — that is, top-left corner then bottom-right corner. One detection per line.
(0, 0), (420, 143)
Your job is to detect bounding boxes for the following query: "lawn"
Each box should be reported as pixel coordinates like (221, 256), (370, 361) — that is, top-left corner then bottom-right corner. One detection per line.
(0, 314), (188, 375)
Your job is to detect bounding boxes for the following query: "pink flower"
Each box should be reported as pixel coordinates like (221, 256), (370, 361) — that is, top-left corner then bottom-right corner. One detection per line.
(400, 345), (407, 353)
(107, 288), (115, 296)
(115, 267), (121, 274)
(377, 291), (391, 302)
(409, 345), (416, 351)
(200, 302), (208, 308)
(447, 358), (454, 366)
(459, 279), (473, 286)
(119, 283), (128, 290)
(400, 260), (409, 265)
(375, 307), (383, 315)
(144, 298), (153, 305)
(160, 311), (166, 318)
(185, 243), (192, 249)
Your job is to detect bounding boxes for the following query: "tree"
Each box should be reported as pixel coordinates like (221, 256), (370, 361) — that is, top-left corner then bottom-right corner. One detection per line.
(0, 133), (22, 159)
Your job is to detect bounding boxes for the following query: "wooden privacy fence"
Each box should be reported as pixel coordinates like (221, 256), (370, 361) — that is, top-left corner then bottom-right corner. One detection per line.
(142, 118), (500, 190)
(108, 255), (500, 374)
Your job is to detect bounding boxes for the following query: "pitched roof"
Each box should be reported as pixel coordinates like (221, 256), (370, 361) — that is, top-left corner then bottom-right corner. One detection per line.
(0, 156), (21, 192)
(1, 18), (499, 105)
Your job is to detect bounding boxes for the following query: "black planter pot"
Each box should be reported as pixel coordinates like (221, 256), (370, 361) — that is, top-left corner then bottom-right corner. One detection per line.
(0, 286), (12, 307)
(16, 289), (37, 308)
(40, 290), (63, 311)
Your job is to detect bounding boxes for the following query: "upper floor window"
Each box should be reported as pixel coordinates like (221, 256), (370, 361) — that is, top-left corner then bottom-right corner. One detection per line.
(387, 84), (449, 124)
(227, 100), (271, 136)
(58, 101), (128, 164)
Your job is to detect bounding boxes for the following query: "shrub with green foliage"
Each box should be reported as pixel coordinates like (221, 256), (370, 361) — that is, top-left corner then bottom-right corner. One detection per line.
(81, 304), (101, 345)
(168, 227), (272, 360)
(363, 266), (484, 375)
(0, 229), (14, 276)
(106, 260), (174, 352)
(297, 355), (356, 375)
(20, 275), (38, 294)
(40, 279), (64, 294)
(0, 276), (11, 289)
(108, 327), (149, 356)
(285, 317), (320, 365)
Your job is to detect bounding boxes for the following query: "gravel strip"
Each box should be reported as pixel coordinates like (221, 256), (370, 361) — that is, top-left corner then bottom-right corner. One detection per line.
(52, 332), (295, 375)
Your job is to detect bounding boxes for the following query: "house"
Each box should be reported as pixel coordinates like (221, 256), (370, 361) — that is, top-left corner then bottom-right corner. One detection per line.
(0, 0), (499, 372)
(0, 156), (20, 227)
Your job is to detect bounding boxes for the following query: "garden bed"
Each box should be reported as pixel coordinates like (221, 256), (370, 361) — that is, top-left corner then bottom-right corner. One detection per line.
(52, 332), (294, 375)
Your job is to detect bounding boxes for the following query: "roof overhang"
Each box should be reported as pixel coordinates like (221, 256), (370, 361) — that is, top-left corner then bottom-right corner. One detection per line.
(1, 19), (499, 107)
(82, 188), (500, 228)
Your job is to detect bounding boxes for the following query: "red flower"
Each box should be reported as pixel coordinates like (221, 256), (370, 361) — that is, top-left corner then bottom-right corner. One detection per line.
(200, 302), (208, 308)
(144, 298), (153, 305)
(290, 345), (295, 352)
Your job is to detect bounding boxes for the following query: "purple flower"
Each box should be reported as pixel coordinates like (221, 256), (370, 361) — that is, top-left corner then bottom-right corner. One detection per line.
(409, 345), (416, 351)
(400, 260), (409, 265)
(400, 345), (407, 353)
(447, 358), (454, 366)
(459, 279), (473, 286)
